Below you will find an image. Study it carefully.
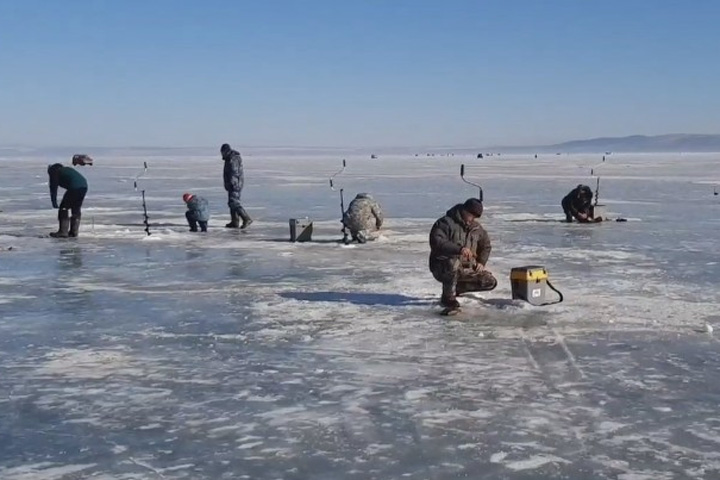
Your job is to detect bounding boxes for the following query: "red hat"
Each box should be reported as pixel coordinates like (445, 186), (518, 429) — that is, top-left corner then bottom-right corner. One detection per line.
(182, 193), (194, 203)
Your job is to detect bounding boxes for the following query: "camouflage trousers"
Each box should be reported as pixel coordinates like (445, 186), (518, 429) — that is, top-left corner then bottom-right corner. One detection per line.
(430, 257), (498, 300)
(227, 190), (243, 211)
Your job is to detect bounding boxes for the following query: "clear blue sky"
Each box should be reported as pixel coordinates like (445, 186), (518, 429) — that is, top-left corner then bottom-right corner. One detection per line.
(1, 0), (719, 148)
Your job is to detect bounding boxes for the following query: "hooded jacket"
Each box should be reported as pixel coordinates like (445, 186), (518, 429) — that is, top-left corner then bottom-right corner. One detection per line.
(222, 148), (244, 193)
(343, 193), (383, 232)
(429, 204), (491, 267)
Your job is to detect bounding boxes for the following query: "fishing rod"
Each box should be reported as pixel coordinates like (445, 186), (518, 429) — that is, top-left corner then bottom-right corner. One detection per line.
(329, 159), (349, 244)
(460, 164), (484, 202)
(133, 162), (151, 236)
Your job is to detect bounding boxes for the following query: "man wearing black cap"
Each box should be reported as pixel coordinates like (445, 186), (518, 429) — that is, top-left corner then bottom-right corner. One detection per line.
(429, 198), (497, 314)
(47, 163), (88, 238)
(221, 143), (252, 229)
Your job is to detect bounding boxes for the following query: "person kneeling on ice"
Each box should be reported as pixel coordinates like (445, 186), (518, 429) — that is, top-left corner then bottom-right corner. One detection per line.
(429, 198), (497, 312)
(342, 193), (384, 243)
(47, 163), (88, 238)
(561, 184), (601, 223)
(183, 193), (209, 232)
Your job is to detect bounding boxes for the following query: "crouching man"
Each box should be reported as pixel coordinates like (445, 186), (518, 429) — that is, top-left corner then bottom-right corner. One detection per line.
(562, 184), (602, 223)
(183, 193), (209, 232)
(342, 193), (384, 243)
(429, 198), (497, 313)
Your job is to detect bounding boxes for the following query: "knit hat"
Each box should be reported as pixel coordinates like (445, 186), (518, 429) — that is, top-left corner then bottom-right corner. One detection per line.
(182, 193), (194, 203)
(462, 198), (484, 217)
(220, 143), (231, 155)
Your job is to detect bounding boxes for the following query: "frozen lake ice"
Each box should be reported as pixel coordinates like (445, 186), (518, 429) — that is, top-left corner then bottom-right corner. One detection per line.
(1, 151), (719, 479)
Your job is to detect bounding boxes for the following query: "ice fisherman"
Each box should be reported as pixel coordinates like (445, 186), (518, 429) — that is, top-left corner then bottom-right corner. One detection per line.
(561, 184), (601, 223)
(342, 193), (384, 243)
(221, 143), (252, 229)
(183, 193), (209, 232)
(429, 198), (497, 312)
(47, 163), (88, 238)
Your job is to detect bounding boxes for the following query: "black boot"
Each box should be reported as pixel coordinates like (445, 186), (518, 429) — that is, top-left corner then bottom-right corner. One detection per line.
(69, 216), (81, 238)
(225, 210), (240, 228)
(199, 221), (208, 233)
(50, 211), (70, 238)
(238, 207), (253, 229)
(440, 281), (460, 310)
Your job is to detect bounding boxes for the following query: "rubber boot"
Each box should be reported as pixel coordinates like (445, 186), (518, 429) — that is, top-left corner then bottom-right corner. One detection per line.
(69, 216), (81, 238)
(238, 207), (253, 230)
(440, 281), (460, 310)
(50, 211), (70, 238)
(225, 210), (240, 229)
(199, 221), (208, 233)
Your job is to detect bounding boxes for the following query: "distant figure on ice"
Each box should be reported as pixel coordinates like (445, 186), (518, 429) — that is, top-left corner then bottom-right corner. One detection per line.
(561, 184), (601, 223)
(71, 154), (94, 166)
(221, 143), (252, 229)
(183, 193), (209, 232)
(342, 193), (384, 243)
(429, 198), (497, 313)
(47, 163), (88, 238)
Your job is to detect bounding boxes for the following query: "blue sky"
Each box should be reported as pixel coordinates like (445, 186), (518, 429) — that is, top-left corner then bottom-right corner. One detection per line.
(1, 0), (719, 148)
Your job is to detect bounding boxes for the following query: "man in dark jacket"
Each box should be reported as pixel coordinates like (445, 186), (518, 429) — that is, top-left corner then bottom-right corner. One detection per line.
(221, 143), (252, 229)
(561, 184), (600, 223)
(47, 163), (88, 238)
(183, 193), (209, 232)
(429, 198), (497, 311)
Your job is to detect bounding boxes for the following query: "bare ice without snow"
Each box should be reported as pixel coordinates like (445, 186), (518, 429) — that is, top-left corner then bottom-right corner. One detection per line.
(1, 152), (719, 479)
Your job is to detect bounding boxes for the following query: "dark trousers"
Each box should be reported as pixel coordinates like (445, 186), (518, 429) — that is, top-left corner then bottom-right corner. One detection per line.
(59, 188), (87, 219)
(185, 211), (208, 232)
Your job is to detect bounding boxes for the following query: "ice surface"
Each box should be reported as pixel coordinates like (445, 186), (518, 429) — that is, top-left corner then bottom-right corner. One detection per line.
(1, 151), (720, 479)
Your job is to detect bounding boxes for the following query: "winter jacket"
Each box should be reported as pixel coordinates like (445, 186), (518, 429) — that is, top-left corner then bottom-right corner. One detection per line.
(343, 193), (383, 232)
(186, 196), (210, 222)
(429, 204), (492, 269)
(49, 166), (88, 208)
(562, 185), (593, 220)
(223, 149), (244, 193)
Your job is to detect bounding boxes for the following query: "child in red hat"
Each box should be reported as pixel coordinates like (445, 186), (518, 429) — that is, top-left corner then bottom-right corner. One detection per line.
(183, 193), (209, 232)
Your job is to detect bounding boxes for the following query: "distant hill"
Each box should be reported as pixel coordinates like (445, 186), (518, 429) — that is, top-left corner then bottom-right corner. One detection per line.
(2, 134), (720, 157)
(539, 134), (720, 153)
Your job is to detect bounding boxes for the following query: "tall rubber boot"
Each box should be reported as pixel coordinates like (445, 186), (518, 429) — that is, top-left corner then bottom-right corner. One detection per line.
(50, 210), (70, 238)
(237, 207), (253, 230)
(440, 281), (459, 310)
(69, 216), (81, 238)
(225, 210), (240, 229)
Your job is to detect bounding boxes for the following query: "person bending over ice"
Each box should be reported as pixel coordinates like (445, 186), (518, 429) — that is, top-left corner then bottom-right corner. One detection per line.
(47, 163), (88, 238)
(343, 193), (384, 243)
(561, 184), (601, 223)
(429, 198), (497, 313)
(183, 193), (209, 232)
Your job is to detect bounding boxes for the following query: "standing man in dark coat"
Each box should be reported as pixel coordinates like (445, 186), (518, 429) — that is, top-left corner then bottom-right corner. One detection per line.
(429, 198), (497, 313)
(561, 184), (600, 223)
(47, 163), (88, 238)
(221, 143), (252, 229)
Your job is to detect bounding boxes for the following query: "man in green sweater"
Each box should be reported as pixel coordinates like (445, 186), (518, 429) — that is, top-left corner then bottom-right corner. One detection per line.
(47, 163), (88, 238)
